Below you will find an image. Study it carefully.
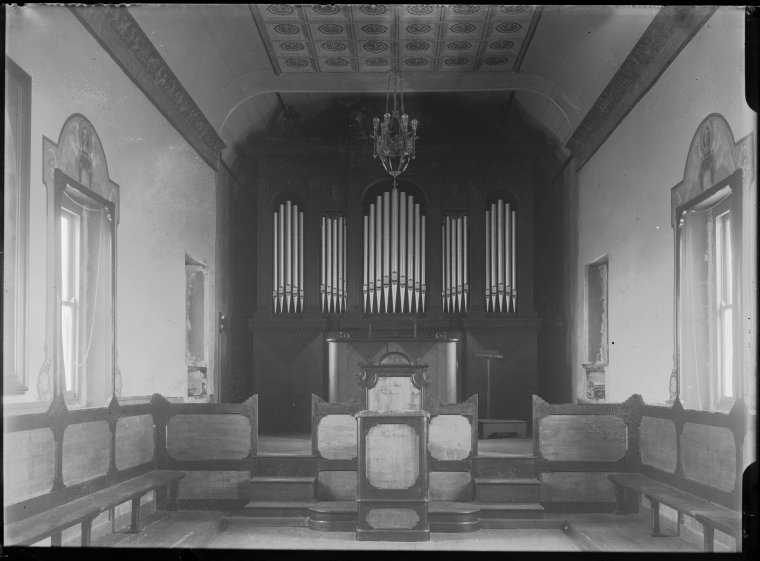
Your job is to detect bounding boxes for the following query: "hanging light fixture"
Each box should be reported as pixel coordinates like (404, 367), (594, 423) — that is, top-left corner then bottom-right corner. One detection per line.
(371, 72), (419, 187)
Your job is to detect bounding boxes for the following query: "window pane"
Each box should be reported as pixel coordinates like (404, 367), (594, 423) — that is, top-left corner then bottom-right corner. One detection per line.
(61, 213), (70, 300)
(722, 307), (733, 397)
(61, 304), (74, 392)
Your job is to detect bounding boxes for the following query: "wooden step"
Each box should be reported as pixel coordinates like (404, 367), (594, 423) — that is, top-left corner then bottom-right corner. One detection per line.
(474, 455), (536, 478)
(253, 455), (317, 477)
(244, 476), (315, 501)
(221, 500), (545, 534)
(477, 502), (544, 519)
(474, 477), (541, 503)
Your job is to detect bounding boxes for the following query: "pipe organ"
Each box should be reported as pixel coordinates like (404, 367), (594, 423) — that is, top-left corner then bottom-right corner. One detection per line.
(273, 200), (304, 314)
(485, 199), (517, 313)
(321, 215), (347, 313)
(442, 214), (468, 313)
(363, 187), (426, 313)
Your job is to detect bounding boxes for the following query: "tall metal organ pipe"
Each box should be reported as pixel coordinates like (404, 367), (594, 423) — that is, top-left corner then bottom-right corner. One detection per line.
(273, 201), (304, 313)
(484, 199), (517, 313)
(442, 214), (469, 313)
(363, 187), (425, 313)
(321, 214), (347, 314)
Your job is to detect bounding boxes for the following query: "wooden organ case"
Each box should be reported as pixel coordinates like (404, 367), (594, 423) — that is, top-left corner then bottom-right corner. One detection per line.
(247, 137), (542, 435)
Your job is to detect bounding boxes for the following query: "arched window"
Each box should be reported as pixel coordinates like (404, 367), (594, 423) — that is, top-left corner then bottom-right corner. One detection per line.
(362, 183), (426, 313)
(272, 198), (304, 314)
(321, 213), (346, 314)
(442, 212), (468, 313)
(484, 195), (517, 313)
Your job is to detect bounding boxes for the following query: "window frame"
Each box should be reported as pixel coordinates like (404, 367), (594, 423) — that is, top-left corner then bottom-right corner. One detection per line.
(674, 168), (743, 411)
(53, 169), (117, 406)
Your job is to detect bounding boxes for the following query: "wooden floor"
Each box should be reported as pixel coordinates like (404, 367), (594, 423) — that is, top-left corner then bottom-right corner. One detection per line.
(89, 508), (706, 551)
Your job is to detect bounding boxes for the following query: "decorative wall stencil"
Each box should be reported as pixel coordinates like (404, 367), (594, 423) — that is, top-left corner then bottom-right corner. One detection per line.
(274, 23), (301, 34)
(267, 4), (296, 16)
(325, 57), (349, 67)
(360, 4), (388, 16)
(285, 58), (311, 68)
(447, 40), (473, 50)
(501, 5), (529, 14)
(496, 21), (522, 33)
(318, 23), (344, 34)
(450, 22), (476, 34)
(256, 4), (537, 73)
(489, 39), (515, 50)
(407, 5), (434, 16)
(280, 41), (306, 51)
(321, 41), (346, 51)
(444, 57), (469, 66)
(407, 23), (432, 34)
(363, 40), (389, 52)
(454, 5), (480, 15)
(312, 5), (341, 16)
(405, 57), (428, 66)
(484, 56), (510, 65)
(363, 23), (388, 34)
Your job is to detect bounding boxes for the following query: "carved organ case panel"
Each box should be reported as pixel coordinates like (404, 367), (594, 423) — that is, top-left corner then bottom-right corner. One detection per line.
(363, 186), (426, 314)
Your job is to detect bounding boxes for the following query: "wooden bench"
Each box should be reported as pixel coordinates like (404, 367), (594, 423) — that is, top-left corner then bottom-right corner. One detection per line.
(5, 470), (185, 547)
(608, 473), (741, 551)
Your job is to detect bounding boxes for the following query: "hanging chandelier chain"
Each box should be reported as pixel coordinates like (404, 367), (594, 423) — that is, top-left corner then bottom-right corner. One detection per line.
(371, 71), (419, 185)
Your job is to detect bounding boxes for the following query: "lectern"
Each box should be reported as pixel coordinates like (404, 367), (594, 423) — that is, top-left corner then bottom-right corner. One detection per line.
(355, 353), (431, 541)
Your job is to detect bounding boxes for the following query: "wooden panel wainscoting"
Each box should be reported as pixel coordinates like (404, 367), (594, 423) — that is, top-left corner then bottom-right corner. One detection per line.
(115, 415), (155, 471)
(538, 415), (627, 462)
(4, 393), (260, 525)
(166, 414), (252, 461)
(2, 428), (57, 506)
(62, 421), (112, 486)
(639, 416), (677, 473)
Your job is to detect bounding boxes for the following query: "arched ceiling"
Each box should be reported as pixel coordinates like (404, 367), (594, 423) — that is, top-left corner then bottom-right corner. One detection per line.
(128, 5), (659, 168)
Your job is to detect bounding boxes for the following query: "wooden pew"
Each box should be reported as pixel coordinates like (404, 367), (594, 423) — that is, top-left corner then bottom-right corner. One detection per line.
(3, 393), (259, 546)
(5, 471), (184, 546)
(608, 397), (748, 552)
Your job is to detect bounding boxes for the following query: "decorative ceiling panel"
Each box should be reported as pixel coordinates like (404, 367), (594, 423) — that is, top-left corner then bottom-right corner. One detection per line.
(253, 4), (538, 73)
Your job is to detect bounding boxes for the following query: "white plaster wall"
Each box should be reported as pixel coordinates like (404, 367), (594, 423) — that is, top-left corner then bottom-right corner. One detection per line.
(573, 7), (755, 404)
(5, 6), (217, 404)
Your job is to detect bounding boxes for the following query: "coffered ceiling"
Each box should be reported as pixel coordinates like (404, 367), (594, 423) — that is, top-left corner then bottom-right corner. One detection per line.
(252, 4), (538, 74)
(125, 4), (672, 169)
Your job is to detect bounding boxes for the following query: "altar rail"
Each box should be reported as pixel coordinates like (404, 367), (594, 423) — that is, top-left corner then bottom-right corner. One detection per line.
(532, 394), (751, 512)
(311, 393), (478, 501)
(3, 393), (259, 525)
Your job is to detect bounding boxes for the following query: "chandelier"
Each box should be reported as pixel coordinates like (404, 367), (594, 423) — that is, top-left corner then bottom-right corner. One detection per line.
(371, 72), (419, 187)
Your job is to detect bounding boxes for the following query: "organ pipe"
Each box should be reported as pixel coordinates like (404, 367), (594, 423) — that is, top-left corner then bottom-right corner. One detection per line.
(273, 201), (303, 314)
(321, 214), (347, 314)
(442, 214), (469, 313)
(363, 187), (425, 313)
(484, 199), (517, 313)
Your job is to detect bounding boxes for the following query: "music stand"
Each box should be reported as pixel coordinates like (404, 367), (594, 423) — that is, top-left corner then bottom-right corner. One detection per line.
(472, 349), (503, 419)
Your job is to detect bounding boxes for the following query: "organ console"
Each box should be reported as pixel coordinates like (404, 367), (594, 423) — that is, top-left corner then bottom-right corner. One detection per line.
(363, 187), (426, 313)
